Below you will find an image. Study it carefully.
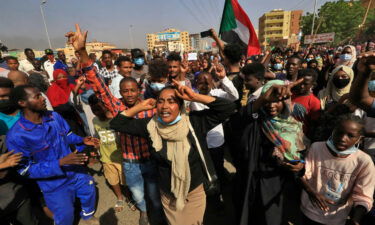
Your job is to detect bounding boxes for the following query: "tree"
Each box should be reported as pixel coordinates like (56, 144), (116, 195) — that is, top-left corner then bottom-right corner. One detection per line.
(301, 0), (375, 45)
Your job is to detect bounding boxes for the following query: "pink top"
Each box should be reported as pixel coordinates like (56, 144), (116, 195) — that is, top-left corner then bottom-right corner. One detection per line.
(301, 142), (375, 225)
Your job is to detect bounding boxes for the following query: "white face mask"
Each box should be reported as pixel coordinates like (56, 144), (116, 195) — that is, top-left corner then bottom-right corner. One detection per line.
(326, 136), (359, 156)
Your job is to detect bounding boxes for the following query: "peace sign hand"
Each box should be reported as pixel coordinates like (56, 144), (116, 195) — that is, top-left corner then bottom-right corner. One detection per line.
(65, 24), (88, 51)
(172, 79), (197, 101)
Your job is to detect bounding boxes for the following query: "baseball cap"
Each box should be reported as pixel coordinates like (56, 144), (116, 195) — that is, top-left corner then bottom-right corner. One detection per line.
(45, 49), (54, 55)
(131, 48), (144, 58)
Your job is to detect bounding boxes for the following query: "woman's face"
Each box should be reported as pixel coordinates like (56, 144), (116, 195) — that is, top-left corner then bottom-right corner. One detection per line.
(334, 70), (349, 80)
(57, 73), (67, 80)
(202, 59), (209, 69)
(156, 89), (181, 124)
(332, 120), (362, 151)
(264, 101), (284, 117)
(342, 47), (352, 55)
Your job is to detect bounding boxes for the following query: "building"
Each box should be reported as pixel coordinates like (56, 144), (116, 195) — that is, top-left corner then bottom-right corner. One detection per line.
(189, 33), (201, 51)
(146, 29), (190, 52)
(56, 40), (117, 61)
(258, 9), (302, 49)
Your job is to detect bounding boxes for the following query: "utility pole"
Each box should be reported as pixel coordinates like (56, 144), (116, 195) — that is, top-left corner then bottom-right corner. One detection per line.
(311, 0), (318, 35)
(40, 0), (52, 49)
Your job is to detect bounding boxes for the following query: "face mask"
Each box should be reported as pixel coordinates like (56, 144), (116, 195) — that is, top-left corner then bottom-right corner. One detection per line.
(368, 80), (375, 92)
(316, 56), (321, 60)
(0, 99), (17, 114)
(149, 82), (165, 92)
(332, 77), (350, 89)
(56, 78), (69, 88)
(273, 63), (282, 70)
(134, 58), (144, 66)
(340, 54), (352, 61)
(306, 58), (313, 62)
(157, 113), (181, 126)
(326, 136), (358, 156)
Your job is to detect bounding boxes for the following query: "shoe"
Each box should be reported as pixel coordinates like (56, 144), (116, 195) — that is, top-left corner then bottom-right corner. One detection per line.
(81, 216), (100, 225)
(139, 212), (149, 225)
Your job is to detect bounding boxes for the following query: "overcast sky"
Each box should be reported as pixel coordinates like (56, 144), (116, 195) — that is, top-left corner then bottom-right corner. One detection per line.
(0, 0), (333, 50)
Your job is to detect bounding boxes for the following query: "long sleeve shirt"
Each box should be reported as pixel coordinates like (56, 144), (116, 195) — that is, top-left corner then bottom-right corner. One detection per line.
(6, 111), (85, 193)
(190, 76), (239, 148)
(301, 142), (375, 225)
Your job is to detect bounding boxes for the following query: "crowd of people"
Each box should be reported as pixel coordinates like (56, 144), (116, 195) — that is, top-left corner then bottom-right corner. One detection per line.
(0, 23), (375, 225)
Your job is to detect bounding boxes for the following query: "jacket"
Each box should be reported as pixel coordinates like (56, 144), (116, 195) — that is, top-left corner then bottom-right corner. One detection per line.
(6, 111), (85, 193)
(110, 97), (236, 194)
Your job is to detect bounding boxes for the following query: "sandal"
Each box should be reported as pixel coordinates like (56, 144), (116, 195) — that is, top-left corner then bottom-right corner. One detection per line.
(114, 199), (125, 212)
(126, 199), (137, 211)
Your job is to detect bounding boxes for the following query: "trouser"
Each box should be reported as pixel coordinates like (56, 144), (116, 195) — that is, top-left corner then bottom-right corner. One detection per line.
(208, 144), (225, 184)
(43, 172), (96, 225)
(161, 185), (206, 225)
(3, 198), (38, 225)
(123, 160), (164, 224)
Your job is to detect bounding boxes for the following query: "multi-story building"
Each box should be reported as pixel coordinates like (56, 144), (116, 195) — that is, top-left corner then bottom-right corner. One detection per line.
(258, 9), (302, 49)
(189, 33), (201, 51)
(146, 29), (190, 52)
(56, 40), (117, 60)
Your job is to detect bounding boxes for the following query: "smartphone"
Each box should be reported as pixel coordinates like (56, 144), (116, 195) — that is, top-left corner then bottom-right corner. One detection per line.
(200, 30), (212, 38)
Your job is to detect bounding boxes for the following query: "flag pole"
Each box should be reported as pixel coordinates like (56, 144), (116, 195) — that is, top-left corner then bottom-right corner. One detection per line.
(218, 0), (228, 36)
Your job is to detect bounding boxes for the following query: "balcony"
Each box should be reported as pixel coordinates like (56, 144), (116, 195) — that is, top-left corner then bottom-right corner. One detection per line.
(265, 26), (283, 31)
(265, 19), (284, 24)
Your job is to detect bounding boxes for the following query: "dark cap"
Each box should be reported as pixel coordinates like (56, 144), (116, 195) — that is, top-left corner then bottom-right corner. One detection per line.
(45, 49), (54, 55)
(131, 48), (144, 58)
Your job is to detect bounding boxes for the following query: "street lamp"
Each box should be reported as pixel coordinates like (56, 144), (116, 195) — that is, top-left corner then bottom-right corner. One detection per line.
(40, 0), (52, 49)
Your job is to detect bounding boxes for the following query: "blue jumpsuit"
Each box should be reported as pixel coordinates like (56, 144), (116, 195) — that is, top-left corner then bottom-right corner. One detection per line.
(6, 111), (96, 225)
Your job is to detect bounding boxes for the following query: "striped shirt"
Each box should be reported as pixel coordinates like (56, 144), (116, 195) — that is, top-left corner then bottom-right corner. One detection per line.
(83, 61), (154, 162)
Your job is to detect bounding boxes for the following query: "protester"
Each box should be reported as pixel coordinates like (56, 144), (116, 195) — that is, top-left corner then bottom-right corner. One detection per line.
(28, 73), (53, 111)
(7, 70), (28, 87)
(19, 48), (35, 74)
(109, 56), (133, 99)
(318, 65), (354, 110)
(131, 48), (148, 83)
(43, 49), (56, 82)
(336, 45), (357, 68)
(301, 114), (375, 225)
(0, 77), (20, 135)
(110, 82), (236, 225)
(167, 52), (192, 89)
(99, 50), (118, 84)
(54, 50), (68, 71)
(144, 58), (170, 99)
(6, 56), (19, 72)
(6, 85), (100, 225)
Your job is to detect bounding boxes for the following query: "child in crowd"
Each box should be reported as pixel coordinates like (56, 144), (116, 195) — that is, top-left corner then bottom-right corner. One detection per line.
(301, 114), (375, 225)
(109, 56), (133, 99)
(88, 94), (125, 212)
(292, 69), (321, 138)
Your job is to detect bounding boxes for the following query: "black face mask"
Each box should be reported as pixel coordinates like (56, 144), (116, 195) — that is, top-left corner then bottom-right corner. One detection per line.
(0, 99), (17, 115)
(332, 77), (350, 89)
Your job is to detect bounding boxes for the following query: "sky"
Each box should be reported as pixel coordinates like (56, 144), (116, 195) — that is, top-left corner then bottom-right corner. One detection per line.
(0, 0), (334, 50)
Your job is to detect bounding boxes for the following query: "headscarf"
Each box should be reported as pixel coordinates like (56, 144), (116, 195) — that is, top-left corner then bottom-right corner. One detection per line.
(336, 45), (357, 68)
(46, 69), (72, 107)
(318, 65), (354, 109)
(260, 80), (306, 161)
(147, 110), (191, 211)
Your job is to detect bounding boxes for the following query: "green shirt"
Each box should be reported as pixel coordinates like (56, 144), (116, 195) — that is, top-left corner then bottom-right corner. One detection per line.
(93, 117), (122, 164)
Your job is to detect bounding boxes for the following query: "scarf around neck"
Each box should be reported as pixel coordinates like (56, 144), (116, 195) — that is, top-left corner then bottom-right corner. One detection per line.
(147, 112), (191, 211)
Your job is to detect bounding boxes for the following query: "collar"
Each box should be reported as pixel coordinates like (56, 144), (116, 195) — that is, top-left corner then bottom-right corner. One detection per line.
(18, 111), (54, 131)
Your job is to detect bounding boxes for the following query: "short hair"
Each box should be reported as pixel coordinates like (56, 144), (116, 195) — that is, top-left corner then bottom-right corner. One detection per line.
(102, 50), (112, 57)
(297, 69), (318, 84)
(6, 56), (18, 62)
(115, 56), (132, 67)
(166, 52), (182, 62)
(149, 58), (169, 79)
(0, 77), (14, 89)
(24, 48), (33, 54)
(10, 85), (34, 108)
(88, 94), (100, 106)
(336, 113), (365, 135)
(119, 76), (138, 87)
(223, 43), (242, 64)
(28, 73), (48, 92)
(287, 55), (302, 65)
(307, 59), (318, 66)
(241, 63), (265, 81)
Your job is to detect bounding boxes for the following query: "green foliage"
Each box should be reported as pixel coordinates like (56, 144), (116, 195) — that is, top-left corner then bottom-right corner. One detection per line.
(301, 0), (375, 44)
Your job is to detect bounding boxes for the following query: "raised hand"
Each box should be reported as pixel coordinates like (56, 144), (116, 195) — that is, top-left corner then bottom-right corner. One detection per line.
(263, 79), (304, 103)
(172, 79), (197, 101)
(138, 98), (156, 111)
(181, 60), (189, 74)
(356, 51), (375, 74)
(214, 63), (226, 80)
(65, 24), (88, 51)
(76, 76), (86, 86)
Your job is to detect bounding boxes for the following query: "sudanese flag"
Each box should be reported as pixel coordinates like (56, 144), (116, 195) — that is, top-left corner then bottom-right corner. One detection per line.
(219, 0), (261, 56)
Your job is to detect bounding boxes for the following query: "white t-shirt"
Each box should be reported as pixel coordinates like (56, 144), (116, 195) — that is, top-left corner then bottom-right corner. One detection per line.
(19, 59), (35, 73)
(190, 76), (239, 148)
(43, 60), (55, 82)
